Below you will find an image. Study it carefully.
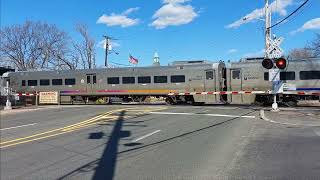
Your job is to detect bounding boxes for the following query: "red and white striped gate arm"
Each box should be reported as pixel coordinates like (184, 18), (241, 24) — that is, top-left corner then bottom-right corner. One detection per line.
(168, 91), (268, 96)
(168, 91), (320, 96)
(15, 92), (38, 96)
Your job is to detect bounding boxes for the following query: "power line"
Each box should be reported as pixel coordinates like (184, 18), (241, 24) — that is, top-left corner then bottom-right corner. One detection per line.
(268, 0), (309, 29)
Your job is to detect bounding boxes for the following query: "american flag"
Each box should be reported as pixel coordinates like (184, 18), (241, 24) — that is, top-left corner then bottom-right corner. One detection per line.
(129, 54), (138, 64)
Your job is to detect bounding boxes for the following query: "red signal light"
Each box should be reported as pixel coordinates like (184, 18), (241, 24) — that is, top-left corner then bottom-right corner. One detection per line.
(275, 58), (287, 69)
(262, 58), (273, 69)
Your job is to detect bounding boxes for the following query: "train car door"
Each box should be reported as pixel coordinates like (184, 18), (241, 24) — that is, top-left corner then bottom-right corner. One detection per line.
(230, 69), (242, 104)
(204, 70), (217, 102)
(86, 74), (97, 94)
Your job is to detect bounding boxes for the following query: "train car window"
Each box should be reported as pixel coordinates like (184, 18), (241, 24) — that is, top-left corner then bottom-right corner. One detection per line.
(65, 78), (76, 85)
(22, 80), (26, 86)
(87, 76), (91, 84)
(52, 79), (63, 85)
(232, 70), (240, 79)
(280, 72), (295, 80)
(107, 77), (120, 84)
(122, 77), (135, 84)
(27, 80), (37, 86)
(154, 76), (167, 83)
(171, 75), (185, 83)
(264, 72), (269, 81)
(300, 71), (320, 80)
(93, 76), (96, 84)
(138, 76), (151, 84)
(206, 71), (214, 80)
(40, 79), (50, 86)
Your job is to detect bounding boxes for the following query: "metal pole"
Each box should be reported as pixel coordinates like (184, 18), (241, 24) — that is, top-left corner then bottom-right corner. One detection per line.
(265, 0), (271, 58)
(4, 80), (12, 110)
(35, 91), (38, 108)
(104, 35), (109, 67)
(265, 0), (279, 112)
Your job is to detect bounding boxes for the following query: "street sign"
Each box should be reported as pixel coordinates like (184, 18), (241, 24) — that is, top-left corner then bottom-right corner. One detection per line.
(269, 69), (280, 82)
(39, 91), (59, 104)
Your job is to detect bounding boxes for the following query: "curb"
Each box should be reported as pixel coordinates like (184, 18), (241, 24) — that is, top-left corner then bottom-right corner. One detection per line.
(259, 109), (320, 127)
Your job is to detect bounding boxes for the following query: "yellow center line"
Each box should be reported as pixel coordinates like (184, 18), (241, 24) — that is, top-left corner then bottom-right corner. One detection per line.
(0, 107), (167, 149)
(0, 108), (129, 146)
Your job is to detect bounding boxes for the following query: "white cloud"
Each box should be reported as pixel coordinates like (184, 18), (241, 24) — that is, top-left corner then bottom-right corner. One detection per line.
(97, 7), (140, 27)
(227, 49), (238, 54)
(226, 0), (293, 29)
(292, 18), (320, 34)
(98, 39), (120, 49)
(243, 49), (265, 58)
(151, 0), (198, 29)
(122, 7), (140, 15)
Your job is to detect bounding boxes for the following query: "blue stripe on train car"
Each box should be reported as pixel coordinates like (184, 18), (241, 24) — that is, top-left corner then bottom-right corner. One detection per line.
(296, 88), (320, 91)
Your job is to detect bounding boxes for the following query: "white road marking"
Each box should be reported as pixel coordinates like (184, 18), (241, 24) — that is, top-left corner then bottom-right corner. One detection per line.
(149, 112), (255, 118)
(0, 123), (37, 131)
(132, 130), (161, 142)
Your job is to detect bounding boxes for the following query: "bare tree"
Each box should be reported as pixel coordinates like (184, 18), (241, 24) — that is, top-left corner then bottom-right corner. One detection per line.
(0, 21), (76, 71)
(73, 24), (96, 69)
(288, 48), (314, 60)
(307, 33), (320, 57)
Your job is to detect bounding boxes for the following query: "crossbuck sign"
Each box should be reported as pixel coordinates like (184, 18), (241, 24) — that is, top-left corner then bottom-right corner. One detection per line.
(267, 37), (284, 59)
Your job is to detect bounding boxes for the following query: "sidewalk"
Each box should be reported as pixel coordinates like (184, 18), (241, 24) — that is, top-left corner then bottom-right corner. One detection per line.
(261, 109), (320, 127)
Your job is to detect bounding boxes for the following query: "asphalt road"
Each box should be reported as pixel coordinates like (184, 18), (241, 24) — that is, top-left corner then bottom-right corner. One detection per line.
(1, 105), (320, 180)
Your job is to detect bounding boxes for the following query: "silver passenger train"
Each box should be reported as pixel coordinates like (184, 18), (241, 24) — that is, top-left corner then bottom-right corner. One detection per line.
(3, 58), (320, 105)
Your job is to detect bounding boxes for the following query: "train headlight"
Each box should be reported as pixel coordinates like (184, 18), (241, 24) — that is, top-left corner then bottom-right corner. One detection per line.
(262, 58), (273, 69)
(275, 58), (287, 69)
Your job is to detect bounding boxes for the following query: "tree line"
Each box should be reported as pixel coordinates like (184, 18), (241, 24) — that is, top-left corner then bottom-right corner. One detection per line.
(0, 21), (96, 71)
(288, 33), (320, 59)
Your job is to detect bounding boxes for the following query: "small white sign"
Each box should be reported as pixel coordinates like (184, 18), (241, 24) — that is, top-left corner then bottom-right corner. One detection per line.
(81, 79), (85, 84)
(269, 69), (280, 82)
(39, 91), (59, 104)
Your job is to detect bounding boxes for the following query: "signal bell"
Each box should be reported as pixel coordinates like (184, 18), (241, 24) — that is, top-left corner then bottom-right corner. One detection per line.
(262, 58), (273, 69)
(275, 58), (287, 69)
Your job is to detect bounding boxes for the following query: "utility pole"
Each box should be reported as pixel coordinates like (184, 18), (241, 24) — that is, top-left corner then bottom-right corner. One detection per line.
(103, 35), (111, 67)
(265, 0), (271, 59)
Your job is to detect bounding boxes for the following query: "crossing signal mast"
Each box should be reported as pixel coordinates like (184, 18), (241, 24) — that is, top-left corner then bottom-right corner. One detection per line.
(262, 0), (288, 111)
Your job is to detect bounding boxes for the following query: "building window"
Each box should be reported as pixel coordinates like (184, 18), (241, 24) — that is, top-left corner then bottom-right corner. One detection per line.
(87, 76), (91, 84)
(280, 72), (295, 80)
(300, 71), (320, 80)
(171, 75), (185, 83)
(264, 72), (269, 81)
(206, 71), (214, 80)
(52, 79), (63, 85)
(65, 78), (76, 85)
(138, 76), (151, 84)
(27, 80), (37, 86)
(122, 77), (135, 84)
(22, 80), (26, 86)
(107, 77), (120, 84)
(232, 70), (240, 79)
(40, 79), (50, 86)
(154, 76), (167, 83)
(93, 75), (96, 84)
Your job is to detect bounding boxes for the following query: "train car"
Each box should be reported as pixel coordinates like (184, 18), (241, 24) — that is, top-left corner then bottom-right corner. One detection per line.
(228, 58), (320, 105)
(6, 60), (226, 105)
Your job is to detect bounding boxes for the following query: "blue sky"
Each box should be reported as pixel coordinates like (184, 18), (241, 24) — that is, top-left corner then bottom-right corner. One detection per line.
(1, 0), (319, 67)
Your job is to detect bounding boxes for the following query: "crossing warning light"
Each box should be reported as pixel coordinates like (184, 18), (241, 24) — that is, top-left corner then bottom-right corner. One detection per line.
(275, 58), (287, 69)
(262, 58), (273, 69)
